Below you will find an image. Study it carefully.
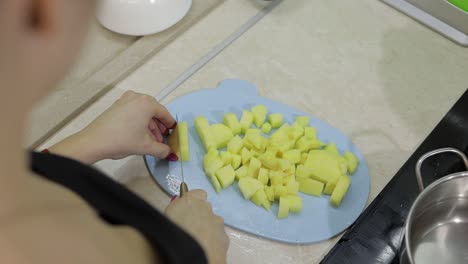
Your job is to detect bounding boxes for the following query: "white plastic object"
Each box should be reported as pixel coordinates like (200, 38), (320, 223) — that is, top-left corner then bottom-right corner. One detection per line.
(96, 0), (192, 36)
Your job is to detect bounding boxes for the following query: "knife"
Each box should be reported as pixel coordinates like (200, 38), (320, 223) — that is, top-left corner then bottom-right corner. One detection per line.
(176, 115), (189, 197)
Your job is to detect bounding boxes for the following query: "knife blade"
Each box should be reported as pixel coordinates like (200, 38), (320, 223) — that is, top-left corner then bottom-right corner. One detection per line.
(176, 114), (188, 197)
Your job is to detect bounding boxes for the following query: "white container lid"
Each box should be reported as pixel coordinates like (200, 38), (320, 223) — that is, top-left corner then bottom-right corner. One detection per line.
(97, 0), (192, 36)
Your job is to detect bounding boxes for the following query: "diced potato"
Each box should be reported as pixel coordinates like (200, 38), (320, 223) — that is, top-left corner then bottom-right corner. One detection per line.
(270, 174), (283, 186)
(238, 177), (263, 199)
(286, 129), (296, 142)
(269, 127), (287, 142)
(278, 159), (291, 171)
(338, 158), (348, 174)
(282, 175), (296, 186)
(241, 148), (252, 165)
(284, 140), (297, 153)
(251, 189), (266, 206)
(270, 176), (283, 186)
(207, 147), (219, 157)
(269, 135), (294, 154)
(220, 151), (232, 165)
(268, 114), (283, 128)
(247, 157), (262, 178)
(245, 128), (262, 137)
(258, 152), (279, 170)
(288, 123), (304, 141)
(251, 188), (271, 211)
(297, 177), (324, 196)
(231, 154), (242, 169)
(194, 116), (216, 151)
(304, 127), (317, 139)
(194, 116), (209, 131)
(295, 136), (324, 152)
(227, 135), (244, 154)
(322, 144), (349, 174)
(243, 137), (254, 150)
(167, 121), (190, 161)
(305, 150), (342, 184)
(240, 110), (254, 133)
(267, 140), (282, 153)
(265, 145), (280, 157)
(324, 143), (340, 155)
(258, 137), (268, 153)
(278, 197), (290, 219)
(283, 149), (302, 164)
(344, 152), (359, 174)
(285, 195), (303, 213)
(285, 181), (299, 195)
(252, 105), (268, 127)
(269, 170), (284, 179)
(297, 164), (330, 184)
(250, 149), (261, 158)
(223, 113), (242, 135)
(203, 149), (218, 169)
(294, 116), (310, 127)
(261, 122), (272, 134)
(277, 123), (291, 132)
(323, 182), (336, 195)
(200, 110), (355, 216)
(284, 164), (296, 176)
(269, 131), (288, 147)
(209, 175), (222, 193)
(264, 186), (275, 202)
(299, 152), (308, 165)
(249, 135), (264, 151)
(204, 157), (224, 178)
(274, 185), (288, 199)
(258, 168), (269, 185)
(244, 129), (263, 149)
(246, 137), (267, 154)
(331, 175), (351, 207)
(296, 164), (313, 179)
(177, 122), (190, 161)
(211, 123), (234, 149)
(235, 166), (248, 180)
(215, 165), (236, 188)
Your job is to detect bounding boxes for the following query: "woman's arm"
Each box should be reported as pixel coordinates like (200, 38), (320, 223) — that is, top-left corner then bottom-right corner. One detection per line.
(48, 91), (178, 164)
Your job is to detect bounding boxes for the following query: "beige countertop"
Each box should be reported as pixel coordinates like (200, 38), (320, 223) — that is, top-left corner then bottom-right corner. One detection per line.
(39, 0), (468, 263)
(27, 0), (222, 147)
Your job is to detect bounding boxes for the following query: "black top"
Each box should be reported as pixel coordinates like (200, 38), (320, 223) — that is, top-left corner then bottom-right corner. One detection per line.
(30, 152), (207, 264)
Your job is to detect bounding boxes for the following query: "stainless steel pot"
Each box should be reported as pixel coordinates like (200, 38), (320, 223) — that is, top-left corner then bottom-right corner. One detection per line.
(402, 148), (468, 264)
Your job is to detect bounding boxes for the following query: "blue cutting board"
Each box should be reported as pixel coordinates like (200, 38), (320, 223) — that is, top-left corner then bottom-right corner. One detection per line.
(144, 79), (370, 244)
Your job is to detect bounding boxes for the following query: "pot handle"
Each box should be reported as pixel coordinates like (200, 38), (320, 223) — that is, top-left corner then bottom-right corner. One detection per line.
(416, 147), (468, 192)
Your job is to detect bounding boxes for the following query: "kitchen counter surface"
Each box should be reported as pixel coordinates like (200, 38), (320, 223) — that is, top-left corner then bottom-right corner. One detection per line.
(39, 0), (468, 263)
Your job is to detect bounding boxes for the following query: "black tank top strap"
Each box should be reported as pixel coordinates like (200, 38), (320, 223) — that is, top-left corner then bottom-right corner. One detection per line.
(30, 152), (207, 264)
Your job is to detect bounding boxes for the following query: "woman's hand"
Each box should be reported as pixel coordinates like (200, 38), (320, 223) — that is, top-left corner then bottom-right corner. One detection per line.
(48, 91), (178, 164)
(165, 190), (229, 264)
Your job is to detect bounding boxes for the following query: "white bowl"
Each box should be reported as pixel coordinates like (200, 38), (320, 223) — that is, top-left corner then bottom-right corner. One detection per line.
(97, 0), (192, 36)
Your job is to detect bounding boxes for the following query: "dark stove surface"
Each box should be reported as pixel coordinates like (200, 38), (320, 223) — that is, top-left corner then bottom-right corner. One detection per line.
(321, 89), (468, 264)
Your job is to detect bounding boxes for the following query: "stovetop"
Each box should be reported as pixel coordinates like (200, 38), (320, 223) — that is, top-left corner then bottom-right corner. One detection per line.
(321, 89), (468, 264)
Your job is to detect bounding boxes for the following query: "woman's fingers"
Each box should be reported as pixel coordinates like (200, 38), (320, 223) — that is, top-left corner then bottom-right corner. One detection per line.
(187, 190), (208, 201)
(144, 96), (176, 128)
(149, 119), (164, 143)
(144, 140), (173, 159)
(155, 118), (169, 136)
(126, 91), (176, 130)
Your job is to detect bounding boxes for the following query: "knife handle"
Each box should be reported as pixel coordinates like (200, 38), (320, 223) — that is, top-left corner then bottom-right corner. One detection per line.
(179, 182), (189, 197)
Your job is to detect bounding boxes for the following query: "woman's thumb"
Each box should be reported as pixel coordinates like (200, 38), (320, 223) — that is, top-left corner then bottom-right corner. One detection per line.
(146, 141), (175, 160)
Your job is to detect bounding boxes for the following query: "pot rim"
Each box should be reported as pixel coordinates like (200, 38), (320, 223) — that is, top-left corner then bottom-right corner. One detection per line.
(405, 171), (468, 264)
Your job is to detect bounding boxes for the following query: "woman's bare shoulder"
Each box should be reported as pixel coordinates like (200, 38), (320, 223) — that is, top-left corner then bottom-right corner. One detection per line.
(0, 175), (156, 264)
